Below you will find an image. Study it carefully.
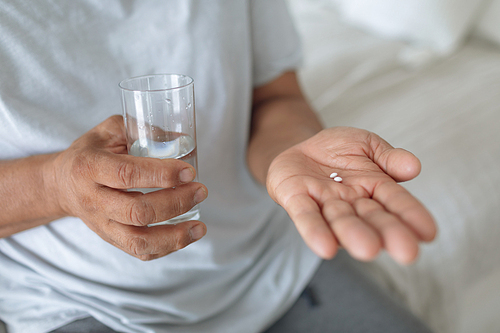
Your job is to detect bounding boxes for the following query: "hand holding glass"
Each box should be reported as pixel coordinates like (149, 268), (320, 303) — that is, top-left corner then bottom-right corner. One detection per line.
(119, 74), (199, 226)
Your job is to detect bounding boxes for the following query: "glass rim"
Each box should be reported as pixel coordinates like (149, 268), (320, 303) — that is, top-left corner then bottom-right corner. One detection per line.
(118, 73), (194, 92)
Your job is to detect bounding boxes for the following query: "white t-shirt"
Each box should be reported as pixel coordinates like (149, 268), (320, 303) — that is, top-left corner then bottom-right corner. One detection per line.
(0, 1), (320, 332)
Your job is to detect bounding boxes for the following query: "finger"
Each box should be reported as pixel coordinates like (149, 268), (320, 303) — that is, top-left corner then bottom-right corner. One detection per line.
(89, 152), (196, 189)
(354, 198), (420, 264)
(368, 133), (421, 182)
(322, 199), (381, 261)
(96, 182), (208, 226)
(92, 218), (207, 260)
(373, 182), (437, 242)
(284, 194), (339, 259)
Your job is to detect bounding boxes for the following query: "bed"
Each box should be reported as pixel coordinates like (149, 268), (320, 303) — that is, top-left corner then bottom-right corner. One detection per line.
(286, 1), (500, 332)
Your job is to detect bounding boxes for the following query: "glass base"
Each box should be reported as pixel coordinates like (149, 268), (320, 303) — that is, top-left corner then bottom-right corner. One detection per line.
(148, 205), (200, 227)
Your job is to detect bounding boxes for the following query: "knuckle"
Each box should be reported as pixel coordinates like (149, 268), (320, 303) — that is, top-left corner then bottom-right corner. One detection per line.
(128, 199), (156, 226)
(126, 236), (149, 257)
(117, 161), (138, 188)
(171, 198), (184, 216)
(170, 190), (189, 215)
(80, 195), (98, 214)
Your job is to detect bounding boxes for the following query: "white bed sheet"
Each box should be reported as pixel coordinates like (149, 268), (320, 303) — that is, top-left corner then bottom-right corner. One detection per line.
(288, 1), (500, 332)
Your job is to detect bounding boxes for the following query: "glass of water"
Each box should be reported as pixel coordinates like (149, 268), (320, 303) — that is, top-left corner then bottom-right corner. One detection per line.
(119, 74), (199, 226)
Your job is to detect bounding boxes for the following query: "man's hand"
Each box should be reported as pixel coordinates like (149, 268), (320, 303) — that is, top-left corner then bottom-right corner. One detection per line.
(248, 71), (435, 264)
(266, 127), (436, 264)
(45, 115), (208, 260)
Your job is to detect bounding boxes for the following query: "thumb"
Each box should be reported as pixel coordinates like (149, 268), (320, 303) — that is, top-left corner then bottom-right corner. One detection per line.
(370, 135), (421, 182)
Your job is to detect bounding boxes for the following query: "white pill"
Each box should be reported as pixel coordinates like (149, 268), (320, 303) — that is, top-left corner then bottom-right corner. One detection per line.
(329, 172), (338, 178)
(333, 176), (342, 182)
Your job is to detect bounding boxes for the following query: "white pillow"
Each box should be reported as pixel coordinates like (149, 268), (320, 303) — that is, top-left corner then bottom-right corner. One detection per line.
(475, 0), (500, 47)
(330, 0), (487, 55)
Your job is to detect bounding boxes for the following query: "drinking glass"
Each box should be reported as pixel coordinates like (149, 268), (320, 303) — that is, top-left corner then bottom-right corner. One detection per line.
(119, 74), (199, 226)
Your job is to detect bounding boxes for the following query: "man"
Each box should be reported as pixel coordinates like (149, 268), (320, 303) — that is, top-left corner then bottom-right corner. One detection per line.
(0, 1), (435, 332)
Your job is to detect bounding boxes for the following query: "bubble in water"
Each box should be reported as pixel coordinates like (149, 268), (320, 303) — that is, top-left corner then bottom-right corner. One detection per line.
(165, 99), (172, 104)
(187, 103), (194, 127)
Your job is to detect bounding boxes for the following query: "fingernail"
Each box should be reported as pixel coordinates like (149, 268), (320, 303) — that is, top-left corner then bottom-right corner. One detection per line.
(179, 168), (195, 183)
(189, 224), (206, 241)
(194, 187), (207, 204)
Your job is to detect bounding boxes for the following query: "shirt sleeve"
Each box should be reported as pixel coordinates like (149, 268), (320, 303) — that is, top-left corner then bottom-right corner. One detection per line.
(250, 0), (303, 87)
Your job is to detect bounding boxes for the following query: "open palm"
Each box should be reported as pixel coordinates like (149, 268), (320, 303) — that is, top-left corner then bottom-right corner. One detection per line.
(267, 127), (436, 264)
